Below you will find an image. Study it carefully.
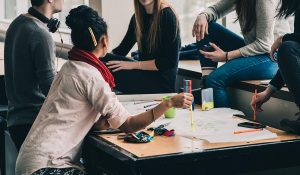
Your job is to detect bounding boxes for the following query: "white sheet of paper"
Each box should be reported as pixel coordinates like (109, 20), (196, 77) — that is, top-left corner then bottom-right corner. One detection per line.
(117, 93), (176, 102)
(119, 99), (278, 143)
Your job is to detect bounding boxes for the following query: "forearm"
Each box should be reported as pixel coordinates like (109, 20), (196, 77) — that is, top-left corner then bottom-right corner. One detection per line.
(119, 100), (171, 133)
(132, 60), (158, 71)
(269, 70), (285, 91)
(201, 0), (235, 22)
(264, 86), (276, 96)
(227, 49), (242, 60)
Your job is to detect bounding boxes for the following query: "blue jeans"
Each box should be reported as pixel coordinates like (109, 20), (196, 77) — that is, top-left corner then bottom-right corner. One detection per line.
(202, 22), (278, 107)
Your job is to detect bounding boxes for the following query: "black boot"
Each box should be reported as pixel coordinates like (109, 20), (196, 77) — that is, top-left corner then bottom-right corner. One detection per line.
(280, 112), (300, 134)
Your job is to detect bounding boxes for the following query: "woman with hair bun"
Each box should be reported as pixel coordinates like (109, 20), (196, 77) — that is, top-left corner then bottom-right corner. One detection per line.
(15, 5), (193, 175)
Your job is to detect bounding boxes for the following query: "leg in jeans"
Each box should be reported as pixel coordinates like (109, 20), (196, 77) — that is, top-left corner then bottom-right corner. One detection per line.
(8, 124), (32, 151)
(277, 41), (300, 132)
(197, 22), (246, 76)
(206, 55), (278, 107)
(179, 43), (199, 60)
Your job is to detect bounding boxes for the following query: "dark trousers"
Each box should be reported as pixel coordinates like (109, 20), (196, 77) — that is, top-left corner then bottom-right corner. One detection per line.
(179, 22), (246, 69)
(277, 41), (300, 110)
(102, 53), (174, 94)
(8, 124), (32, 151)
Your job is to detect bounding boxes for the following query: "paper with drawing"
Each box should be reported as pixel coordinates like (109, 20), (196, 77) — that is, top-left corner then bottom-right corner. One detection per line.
(118, 95), (277, 143)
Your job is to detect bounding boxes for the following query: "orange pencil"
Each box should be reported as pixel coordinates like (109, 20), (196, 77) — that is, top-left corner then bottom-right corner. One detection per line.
(253, 89), (257, 122)
(234, 128), (262, 134)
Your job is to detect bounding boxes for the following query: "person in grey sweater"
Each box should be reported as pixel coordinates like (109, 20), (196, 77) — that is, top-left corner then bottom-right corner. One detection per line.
(4, 0), (63, 150)
(192, 0), (291, 107)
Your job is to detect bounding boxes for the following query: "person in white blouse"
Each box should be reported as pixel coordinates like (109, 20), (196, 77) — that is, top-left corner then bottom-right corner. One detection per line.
(15, 5), (193, 175)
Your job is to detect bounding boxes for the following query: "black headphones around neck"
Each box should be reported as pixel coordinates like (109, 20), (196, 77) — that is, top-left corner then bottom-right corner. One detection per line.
(28, 7), (60, 33)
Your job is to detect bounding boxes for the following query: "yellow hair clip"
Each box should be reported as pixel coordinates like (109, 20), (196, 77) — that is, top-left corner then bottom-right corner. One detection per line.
(88, 27), (98, 47)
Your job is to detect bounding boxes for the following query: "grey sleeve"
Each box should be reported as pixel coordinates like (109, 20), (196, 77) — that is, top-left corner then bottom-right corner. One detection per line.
(201, 0), (236, 22)
(238, 0), (278, 57)
(30, 30), (55, 96)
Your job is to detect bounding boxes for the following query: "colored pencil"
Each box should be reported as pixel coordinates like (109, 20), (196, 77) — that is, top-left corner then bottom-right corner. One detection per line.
(234, 128), (263, 134)
(253, 89), (257, 122)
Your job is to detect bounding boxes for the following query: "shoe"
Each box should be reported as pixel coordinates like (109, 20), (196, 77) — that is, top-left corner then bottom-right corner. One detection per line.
(181, 43), (197, 51)
(280, 112), (300, 134)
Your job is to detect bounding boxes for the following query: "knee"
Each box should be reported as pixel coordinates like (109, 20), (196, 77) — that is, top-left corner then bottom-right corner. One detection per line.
(208, 22), (222, 33)
(277, 41), (299, 63)
(205, 72), (225, 89)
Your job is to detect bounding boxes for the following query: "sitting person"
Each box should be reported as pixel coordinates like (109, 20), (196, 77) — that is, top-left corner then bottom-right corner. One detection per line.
(103, 0), (181, 94)
(192, 0), (291, 107)
(251, 0), (300, 133)
(15, 5), (193, 175)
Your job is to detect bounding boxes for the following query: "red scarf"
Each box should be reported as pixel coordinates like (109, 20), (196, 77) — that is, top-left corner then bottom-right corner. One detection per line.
(68, 47), (115, 88)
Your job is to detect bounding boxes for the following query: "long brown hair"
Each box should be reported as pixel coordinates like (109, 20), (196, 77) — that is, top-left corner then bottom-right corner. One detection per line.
(276, 0), (300, 18)
(235, 0), (257, 34)
(134, 0), (179, 53)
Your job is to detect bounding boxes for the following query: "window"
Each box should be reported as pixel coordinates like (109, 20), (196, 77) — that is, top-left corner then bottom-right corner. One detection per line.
(4, 0), (17, 20)
(58, 0), (89, 30)
(0, 0), (29, 21)
(0, 0), (91, 45)
(171, 0), (219, 45)
(0, 0), (88, 30)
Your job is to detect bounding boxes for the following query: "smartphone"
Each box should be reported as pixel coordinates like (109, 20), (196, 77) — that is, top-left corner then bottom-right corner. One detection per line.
(238, 122), (266, 129)
(201, 45), (215, 52)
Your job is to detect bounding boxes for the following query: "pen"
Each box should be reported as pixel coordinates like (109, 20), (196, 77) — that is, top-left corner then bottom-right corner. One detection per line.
(184, 80), (195, 131)
(144, 103), (158, 108)
(234, 128), (262, 134)
(253, 89), (257, 122)
(134, 101), (152, 105)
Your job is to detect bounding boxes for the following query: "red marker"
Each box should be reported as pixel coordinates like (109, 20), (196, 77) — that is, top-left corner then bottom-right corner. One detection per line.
(253, 89), (257, 122)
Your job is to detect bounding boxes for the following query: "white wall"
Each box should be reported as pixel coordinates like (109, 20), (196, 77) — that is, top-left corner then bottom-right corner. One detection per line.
(101, 0), (219, 50)
(102, 0), (135, 52)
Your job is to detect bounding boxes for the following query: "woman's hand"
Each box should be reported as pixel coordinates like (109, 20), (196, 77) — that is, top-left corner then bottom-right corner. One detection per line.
(199, 43), (226, 62)
(106, 61), (135, 72)
(192, 14), (209, 41)
(270, 36), (283, 61)
(250, 87), (274, 112)
(167, 93), (194, 109)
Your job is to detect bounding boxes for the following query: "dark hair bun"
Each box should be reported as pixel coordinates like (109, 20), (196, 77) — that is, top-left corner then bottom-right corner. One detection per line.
(66, 5), (108, 51)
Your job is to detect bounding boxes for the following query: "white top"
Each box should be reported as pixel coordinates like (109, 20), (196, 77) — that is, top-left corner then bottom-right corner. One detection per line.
(16, 61), (130, 175)
(203, 0), (291, 57)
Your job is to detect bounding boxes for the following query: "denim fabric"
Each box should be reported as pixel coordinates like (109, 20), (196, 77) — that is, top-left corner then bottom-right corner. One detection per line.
(206, 55), (278, 107)
(179, 44), (199, 60)
(196, 22), (245, 69)
(201, 23), (278, 107)
(277, 41), (300, 110)
(179, 22), (246, 69)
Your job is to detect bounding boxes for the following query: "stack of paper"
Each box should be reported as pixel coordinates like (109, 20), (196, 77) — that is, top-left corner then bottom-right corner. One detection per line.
(117, 95), (277, 143)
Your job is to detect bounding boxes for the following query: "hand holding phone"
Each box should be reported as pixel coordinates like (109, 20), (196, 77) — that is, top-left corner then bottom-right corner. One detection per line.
(201, 45), (215, 52)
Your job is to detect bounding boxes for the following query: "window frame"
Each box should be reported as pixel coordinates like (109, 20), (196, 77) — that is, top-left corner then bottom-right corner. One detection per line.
(0, 0), (100, 48)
